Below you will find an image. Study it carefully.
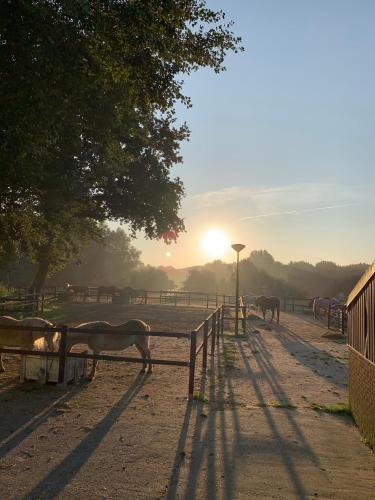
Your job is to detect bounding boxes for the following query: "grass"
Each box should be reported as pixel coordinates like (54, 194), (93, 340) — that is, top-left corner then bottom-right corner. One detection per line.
(309, 402), (352, 416)
(39, 301), (78, 322)
(193, 392), (208, 403)
(223, 342), (236, 369)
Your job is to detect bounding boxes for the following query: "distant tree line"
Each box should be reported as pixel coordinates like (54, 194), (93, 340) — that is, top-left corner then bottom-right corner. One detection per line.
(181, 250), (368, 299)
(1, 243), (366, 299)
(0, 227), (174, 291)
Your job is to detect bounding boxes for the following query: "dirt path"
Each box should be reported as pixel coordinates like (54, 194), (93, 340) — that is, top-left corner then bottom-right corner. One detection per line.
(0, 306), (374, 499)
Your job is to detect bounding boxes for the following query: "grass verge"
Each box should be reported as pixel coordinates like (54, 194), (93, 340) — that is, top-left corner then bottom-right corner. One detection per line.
(309, 402), (352, 416)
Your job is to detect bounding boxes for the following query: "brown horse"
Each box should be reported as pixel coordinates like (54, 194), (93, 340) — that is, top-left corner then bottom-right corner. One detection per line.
(97, 286), (120, 302)
(254, 295), (280, 323)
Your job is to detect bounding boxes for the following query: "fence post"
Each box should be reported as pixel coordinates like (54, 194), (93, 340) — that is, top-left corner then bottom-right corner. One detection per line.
(211, 311), (216, 354)
(328, 304), (331, 329)
(221, 306), (225, 335)
(188, 331), (197, 397)
(215, 293), (218, 308)
(174, 291), (177, 307)
(206, 294), (209, 309)
(58, 325), (68, 385)
(223, 295), (226, 306)
(242, 301), (246, 334)
(202, 320), (209, 372)
(41, 292), (45, 312)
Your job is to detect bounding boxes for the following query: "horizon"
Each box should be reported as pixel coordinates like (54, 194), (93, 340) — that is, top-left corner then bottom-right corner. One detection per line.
(156, 253), (371, 272)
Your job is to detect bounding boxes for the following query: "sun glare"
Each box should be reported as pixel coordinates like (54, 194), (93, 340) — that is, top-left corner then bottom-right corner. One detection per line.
(201, 229), (230, 259)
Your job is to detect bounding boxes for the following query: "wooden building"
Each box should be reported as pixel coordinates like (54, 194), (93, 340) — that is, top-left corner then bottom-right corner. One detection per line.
(346, 261), (375, 448)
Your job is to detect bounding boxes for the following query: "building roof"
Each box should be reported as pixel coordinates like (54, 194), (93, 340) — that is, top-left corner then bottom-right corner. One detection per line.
(346, 260), (375, 307)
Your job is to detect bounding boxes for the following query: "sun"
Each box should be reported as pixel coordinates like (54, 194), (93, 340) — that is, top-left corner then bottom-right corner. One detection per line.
(201, 229), (230, 259)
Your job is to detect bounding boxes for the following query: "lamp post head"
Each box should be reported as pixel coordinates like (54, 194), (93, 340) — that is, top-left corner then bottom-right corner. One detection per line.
(231, 243), (245, 253)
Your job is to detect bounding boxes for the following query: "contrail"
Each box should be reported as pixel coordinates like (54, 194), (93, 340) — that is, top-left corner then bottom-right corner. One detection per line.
(240, 203), (357, 221)
(240, 210), (298, 220)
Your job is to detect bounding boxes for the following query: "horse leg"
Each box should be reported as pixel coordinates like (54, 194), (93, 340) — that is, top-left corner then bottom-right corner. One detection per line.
(135, 344), (148, 373)
(277, 305), (280, 324)
(146, 347), (153, 373)
(46, 333), (55, 352)
(0, 354), (5, 373)
(271, 308), (274, 322)
(87, 352), (99, 380)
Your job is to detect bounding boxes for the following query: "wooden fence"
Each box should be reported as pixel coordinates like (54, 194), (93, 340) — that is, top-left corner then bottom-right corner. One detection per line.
(346, 264), (375, 364)
(0, 304), (232, 396)
(0, 295), (58, 316)
(346, 262), (375, 448)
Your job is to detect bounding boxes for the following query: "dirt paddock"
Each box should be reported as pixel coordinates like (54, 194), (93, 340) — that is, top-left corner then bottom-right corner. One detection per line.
(1, 304), (375, 499)
(0, 304), (211, 499)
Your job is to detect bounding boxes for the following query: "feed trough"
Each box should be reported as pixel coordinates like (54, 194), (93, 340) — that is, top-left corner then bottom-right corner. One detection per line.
(20, 354), (86, 384)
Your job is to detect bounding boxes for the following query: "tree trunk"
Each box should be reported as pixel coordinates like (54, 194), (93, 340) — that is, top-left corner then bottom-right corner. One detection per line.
(30, 256), (51, 294)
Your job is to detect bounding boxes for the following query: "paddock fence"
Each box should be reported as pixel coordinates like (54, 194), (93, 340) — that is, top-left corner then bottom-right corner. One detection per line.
(281, 296), (347, 334)
(5, 287), (237, 309)
(0, 294), (59, 316)
(0, 304), (232, 396)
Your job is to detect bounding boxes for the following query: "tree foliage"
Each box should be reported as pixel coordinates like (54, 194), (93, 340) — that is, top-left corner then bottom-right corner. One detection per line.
(0, 1), (242, 289)
(178, 251), (368, 298)
(183, 268), (218, 294)
(130, 265), (174, 291)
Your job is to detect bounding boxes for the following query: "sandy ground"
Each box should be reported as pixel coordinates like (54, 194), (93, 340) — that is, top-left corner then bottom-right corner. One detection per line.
(0, 304), (374, 499)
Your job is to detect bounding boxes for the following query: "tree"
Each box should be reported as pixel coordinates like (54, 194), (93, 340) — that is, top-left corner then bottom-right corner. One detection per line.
(0, 1), (242, 290)
(47, 227), (141, 287)
(130, 266), (174, 291)
(183, 268), (218, 294)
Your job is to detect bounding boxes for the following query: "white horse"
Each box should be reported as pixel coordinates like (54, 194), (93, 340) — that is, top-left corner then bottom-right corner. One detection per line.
(0, 316), (58, 372)
(65, 319), (152, 380)
(312, 297), (339, 319)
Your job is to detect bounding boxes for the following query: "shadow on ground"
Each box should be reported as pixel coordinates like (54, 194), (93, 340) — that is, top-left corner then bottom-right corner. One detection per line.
(166, 325), (322, 499)
(22, 373), (146, 499)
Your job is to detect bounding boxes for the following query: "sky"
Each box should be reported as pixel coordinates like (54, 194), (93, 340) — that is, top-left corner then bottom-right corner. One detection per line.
(112, 0), (375, 268)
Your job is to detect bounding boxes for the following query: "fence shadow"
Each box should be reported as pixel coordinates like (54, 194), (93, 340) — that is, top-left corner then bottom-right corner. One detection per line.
(272, 323), (348, 388)
(165, 335), (242, 500)
(167, 324), (324, 499)
(23, 373), (146, 499)
(0, 373), (87, 459)
(237, 330), (322, 499)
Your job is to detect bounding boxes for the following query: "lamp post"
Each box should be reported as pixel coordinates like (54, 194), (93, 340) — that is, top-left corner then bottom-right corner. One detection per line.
(231, 243), (245, 336)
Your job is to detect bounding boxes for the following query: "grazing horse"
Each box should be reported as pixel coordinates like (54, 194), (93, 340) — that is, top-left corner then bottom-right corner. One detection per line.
(254, 295), (280, 323)
(312, 297), (339, 319)
(66, 319), (152, 379)
(97, 286), (119, 302)
(0, 316), (58, 372)
(65, 283), (89, 301)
